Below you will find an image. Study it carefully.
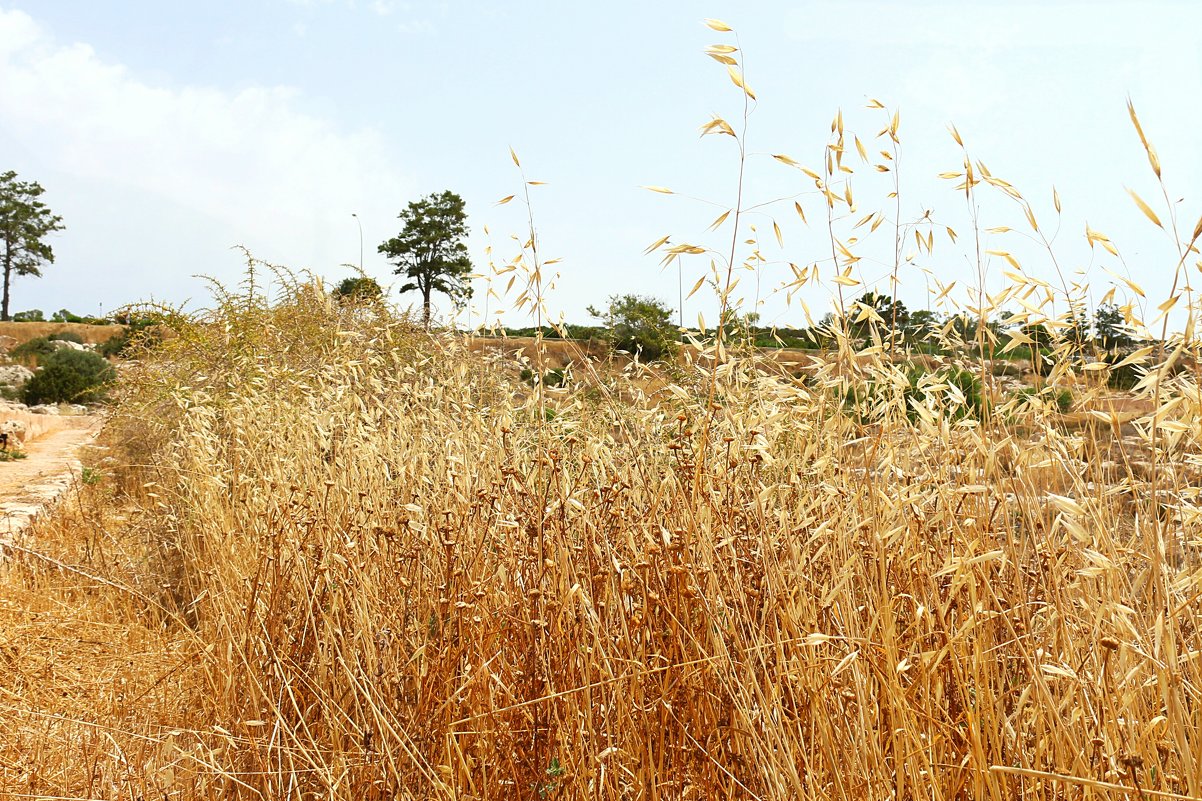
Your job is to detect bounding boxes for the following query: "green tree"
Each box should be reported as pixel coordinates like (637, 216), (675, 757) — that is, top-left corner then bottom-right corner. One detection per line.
(1094, 303), (1132, 350)
(587, 294), (679, 361)
(850, 291), (909, 341)
(0, 171), (64, 321)
(1063, 306), (1091, 348)
(51, 308), (83, 323)
(332, 276), (383, 302)
(378, 191), (473, 327)
(905, 309), (941, 342)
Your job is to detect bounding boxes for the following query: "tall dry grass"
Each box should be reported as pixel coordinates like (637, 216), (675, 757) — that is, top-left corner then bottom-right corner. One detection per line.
(0, 266), (1198, 799)
(2, 20), (1202, 800)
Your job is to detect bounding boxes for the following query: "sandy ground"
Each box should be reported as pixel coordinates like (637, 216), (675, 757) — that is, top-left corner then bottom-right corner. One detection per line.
(0, 413), (102, 541)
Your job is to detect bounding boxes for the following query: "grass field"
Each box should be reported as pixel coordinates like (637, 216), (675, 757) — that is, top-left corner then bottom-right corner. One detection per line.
(0, 273), (1196, 800)
(2, 26), (1201, 799)
(0, 320), (125, 347)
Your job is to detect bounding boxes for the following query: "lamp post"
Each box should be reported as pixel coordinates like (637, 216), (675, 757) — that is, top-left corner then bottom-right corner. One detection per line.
(351, 213), (363, 270)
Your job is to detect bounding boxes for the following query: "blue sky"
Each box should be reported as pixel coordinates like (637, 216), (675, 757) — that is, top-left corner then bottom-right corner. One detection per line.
(1, 1), (1199, 330)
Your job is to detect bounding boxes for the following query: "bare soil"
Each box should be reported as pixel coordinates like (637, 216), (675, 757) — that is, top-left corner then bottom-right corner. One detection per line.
(0, 413), (102, 539)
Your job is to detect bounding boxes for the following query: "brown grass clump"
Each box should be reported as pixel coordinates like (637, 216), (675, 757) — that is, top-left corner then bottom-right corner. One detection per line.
(2, 21), (1202, 800)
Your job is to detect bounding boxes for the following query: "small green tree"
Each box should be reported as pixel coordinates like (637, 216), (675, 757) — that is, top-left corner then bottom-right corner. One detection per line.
(51, 308), (83, 323)
(851, 291), (909, 341)
(378, 191), (473, 327)
(23, 348), (116, 405)
(0, 171), (65, 321)
(587, 294), (679, 361)
(904, 309), (941, 344)
(1063, 306), (1091, 348)
(332, 276), (383, 302)
(1094, 303), (1133, 350)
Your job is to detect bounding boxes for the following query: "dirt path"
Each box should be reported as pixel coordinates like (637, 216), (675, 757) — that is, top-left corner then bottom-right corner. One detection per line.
(0, 415), (102, 540)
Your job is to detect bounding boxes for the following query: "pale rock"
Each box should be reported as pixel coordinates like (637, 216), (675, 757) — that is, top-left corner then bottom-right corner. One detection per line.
(0, 365), (33, 386)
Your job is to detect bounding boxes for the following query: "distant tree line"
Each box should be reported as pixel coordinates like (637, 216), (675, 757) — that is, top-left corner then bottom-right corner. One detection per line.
(477, 290), (1149, 389)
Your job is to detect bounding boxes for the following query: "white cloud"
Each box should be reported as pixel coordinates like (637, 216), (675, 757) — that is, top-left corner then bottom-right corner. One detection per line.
(0, 7), (412, 307)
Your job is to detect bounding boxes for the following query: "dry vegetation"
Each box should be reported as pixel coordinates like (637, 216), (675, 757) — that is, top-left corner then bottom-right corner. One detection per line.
(0, 272), (1198, 800)
(0, 321), (125, 347)
(3, 21), (1202, 801)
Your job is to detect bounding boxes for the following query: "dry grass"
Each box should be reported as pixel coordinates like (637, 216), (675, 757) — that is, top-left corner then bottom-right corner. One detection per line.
(0, 321), (125, 347)
(2, 23), (1202, 800)
(0, 276), (1196, 800)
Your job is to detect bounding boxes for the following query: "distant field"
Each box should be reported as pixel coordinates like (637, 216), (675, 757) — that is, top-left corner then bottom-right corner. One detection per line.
(0, 321), (125, 347)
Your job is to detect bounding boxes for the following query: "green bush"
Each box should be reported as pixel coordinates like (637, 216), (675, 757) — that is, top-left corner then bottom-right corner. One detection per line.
(9, 336), (60, 363)
(98, 320), (160, 359)
(500, 324), (608, 341)
(23, 348), (116, 405)
(332, 277), (383, 301)
(1013, 386), (1072, 414)
(1096, 349), (1143, 390)
(843, 365), (984, 423)
(906, 366), (983, 420)
(1107, 364), (1141, 390)
(48, 330), (84, 344)
(11, 309), (44, 322)
(519, 367), (569, 387)
(97, 332), (128, 359)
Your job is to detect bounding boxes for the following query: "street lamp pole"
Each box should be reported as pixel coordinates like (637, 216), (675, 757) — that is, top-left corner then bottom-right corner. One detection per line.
(351, 213), (363, 271)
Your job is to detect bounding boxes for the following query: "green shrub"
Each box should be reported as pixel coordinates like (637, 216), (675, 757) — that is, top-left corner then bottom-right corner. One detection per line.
(843, 365), (984, 423)
(500, 324), (608, 341)
(520, 367), (568, 387)
(98, 331), (129, 358)
(1107, 364), (1140, 390)
(48, 330), (84, 344)
(332, 277), (383, 301)
(1097, 350), (1143, 390)
(98, 321), (160, 359)
(1013, 386), (1072, 414)
(908, 366), (983, 420)
(9, 336), (60, 363)
(23, 348), (116, 405)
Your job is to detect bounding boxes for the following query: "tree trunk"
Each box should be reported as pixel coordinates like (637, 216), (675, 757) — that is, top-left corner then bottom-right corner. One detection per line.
(1, 258), (10, 322)
(422, 287), (432, 330)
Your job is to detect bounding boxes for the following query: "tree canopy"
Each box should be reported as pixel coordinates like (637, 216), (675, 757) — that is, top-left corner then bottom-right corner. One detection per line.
(851, 291), (909, 340)
(0, 171), (65, 321)
(378, 190), (472, 327)
(587, 294), (679, 361)
(1094, 303), (1133, 350)
(332, 276), (383, 302)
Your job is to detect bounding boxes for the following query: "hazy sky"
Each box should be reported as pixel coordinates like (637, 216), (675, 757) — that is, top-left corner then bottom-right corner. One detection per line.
(1, 1), (1198, 329)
